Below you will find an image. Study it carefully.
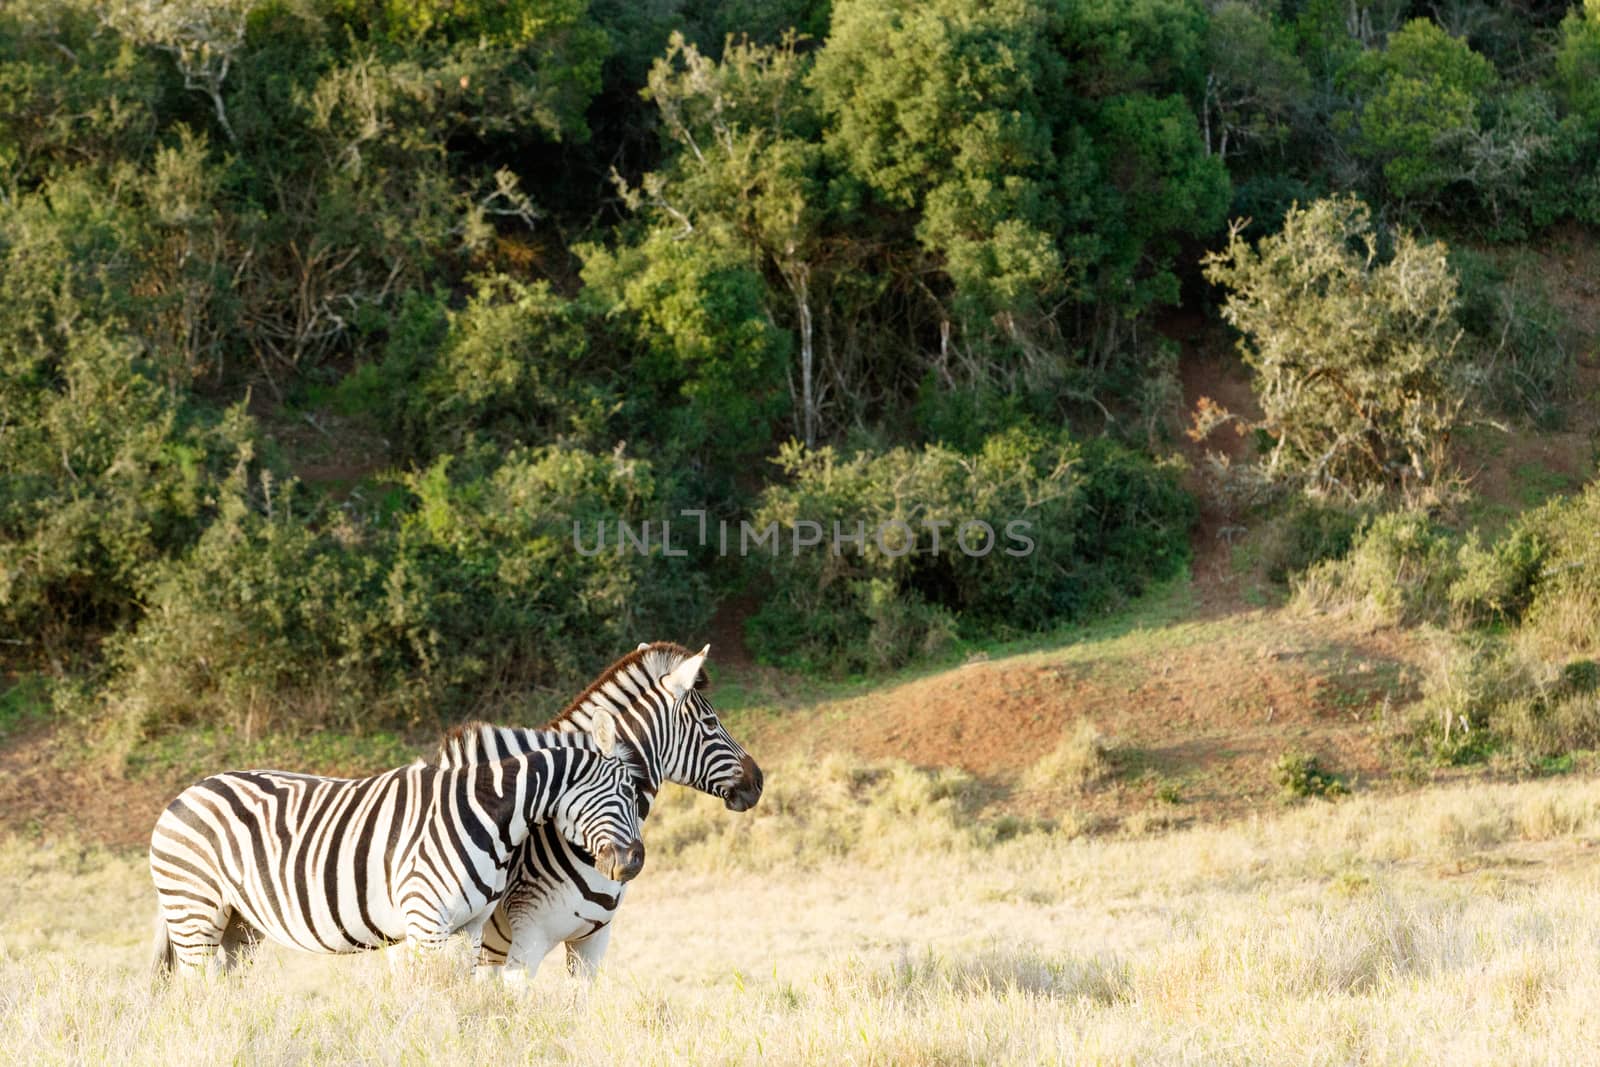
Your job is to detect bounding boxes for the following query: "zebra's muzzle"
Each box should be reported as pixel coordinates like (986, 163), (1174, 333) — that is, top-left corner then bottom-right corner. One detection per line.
(723, 756), (764, 812)
(595, 839), (646, 882)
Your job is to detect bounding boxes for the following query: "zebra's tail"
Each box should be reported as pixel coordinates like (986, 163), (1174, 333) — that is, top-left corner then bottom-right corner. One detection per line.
(149, 908), (175, 979)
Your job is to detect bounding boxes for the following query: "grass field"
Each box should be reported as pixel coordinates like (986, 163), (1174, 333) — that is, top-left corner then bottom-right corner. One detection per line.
(5, 773), (1600, 1065)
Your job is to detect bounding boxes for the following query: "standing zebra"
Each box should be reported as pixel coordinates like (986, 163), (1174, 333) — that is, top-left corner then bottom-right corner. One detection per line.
(436, 641), (762, 982)
(149, 715), (643, 976)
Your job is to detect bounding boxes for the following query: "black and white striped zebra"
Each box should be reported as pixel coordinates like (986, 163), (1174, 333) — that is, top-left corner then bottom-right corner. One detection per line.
(436, 641), (762, 982)
(149, 716), (643, 976)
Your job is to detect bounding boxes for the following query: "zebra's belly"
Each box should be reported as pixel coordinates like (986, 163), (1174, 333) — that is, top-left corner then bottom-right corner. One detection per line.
(503, 870), (626, 957)
(219, 862), (411, 953)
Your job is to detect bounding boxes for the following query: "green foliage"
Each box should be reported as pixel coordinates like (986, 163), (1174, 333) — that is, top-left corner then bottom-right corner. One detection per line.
(1203, 195), (1467, 497)
(1449, 527), (1547, 627)
(1254, 500), (1369, 585)
(0, 141), (256, 652)
(583, 229), (791, 466)
(319, 0), (608, 138)
(812, 0), (1226, 373)
(1407, 635), (1600, 768)
(1292, 510), (1458, 627)
(745, 428), (1191, 673)
(1200, 2), (1310, 161)
(1555, 0), (1600, 124)
(1512, 482), (1600, 658)
(1450, 249), (1571, 423)
(0, 0), (166, 188)
(1344, 19), (1497, 203)
(1274, 750), (1346, 799)
(341, 275), (617, 458)
(102, 447), (709, 738)
(16, 0), (1600, 752)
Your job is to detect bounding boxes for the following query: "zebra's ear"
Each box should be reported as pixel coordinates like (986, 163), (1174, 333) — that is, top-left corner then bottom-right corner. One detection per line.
(590, 708), (619, 757)
(663, 644), (709, 698)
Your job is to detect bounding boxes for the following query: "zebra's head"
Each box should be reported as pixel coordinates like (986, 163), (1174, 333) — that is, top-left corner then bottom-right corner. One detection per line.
(554, 710), (646, 883)
(561, 642), (763, 815)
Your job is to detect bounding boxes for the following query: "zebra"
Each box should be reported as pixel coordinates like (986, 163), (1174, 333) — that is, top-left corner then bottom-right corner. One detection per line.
(148, 713), (643, 976)
(435, 640), (763, 982)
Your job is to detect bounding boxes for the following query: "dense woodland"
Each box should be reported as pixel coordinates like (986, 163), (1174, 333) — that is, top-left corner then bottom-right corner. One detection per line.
(4, 0), (1600, 764)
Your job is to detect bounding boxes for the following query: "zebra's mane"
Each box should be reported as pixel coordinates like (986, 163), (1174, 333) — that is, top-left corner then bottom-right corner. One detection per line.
(433, 721), (646, 780)
(548, 640), (707, 728)
(433, 642), (703, 783)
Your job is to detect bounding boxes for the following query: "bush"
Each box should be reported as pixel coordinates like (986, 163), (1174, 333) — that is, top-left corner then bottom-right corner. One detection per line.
(1449, 527), (1547, 626)
(1343, 19), (1497, 205)
(341, 276), (617, 459)
(1202, 196), (1469, 498)
(1514, 483), (1600, 657)
(1254, 500), (1369, 585)
(1274, 750), (1346, 799)
(100, 446), (709, 741)
(1451, 249), (1571, 424)
(1408, 637), (1600, 767)
(0, 159), (255, 653)
(745, 427), (1192, 673)
(1025, 720), (1112, 795)
(1292, 510), (1458, 627)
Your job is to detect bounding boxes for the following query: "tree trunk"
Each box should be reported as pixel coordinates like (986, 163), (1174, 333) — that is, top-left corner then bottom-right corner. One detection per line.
(791, 264), (816, 448)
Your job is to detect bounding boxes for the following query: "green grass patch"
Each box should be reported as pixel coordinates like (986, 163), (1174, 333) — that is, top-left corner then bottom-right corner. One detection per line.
(718, 574), (1204, 717)
(0, 675), (49, 739)
(123, 725), (416, 781)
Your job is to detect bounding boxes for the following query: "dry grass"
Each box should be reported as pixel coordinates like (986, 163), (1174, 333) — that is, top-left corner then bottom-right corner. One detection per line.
(1023, 720), (1111, 795)
(7, 773), (1600, 1063)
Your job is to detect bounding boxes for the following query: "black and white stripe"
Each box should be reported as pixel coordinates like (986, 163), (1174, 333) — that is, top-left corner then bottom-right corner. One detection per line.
(149, 722), (642, 976)
(436, 641), (763, 981)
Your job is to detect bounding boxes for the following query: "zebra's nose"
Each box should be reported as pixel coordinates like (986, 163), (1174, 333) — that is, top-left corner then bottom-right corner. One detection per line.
(724, 756), (764, 812)
(618, 839), (645, 881)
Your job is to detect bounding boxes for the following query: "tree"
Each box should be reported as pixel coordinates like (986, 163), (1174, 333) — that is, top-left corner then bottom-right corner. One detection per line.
(1344, 18), (1497, 203)
(1200, 195), (1467, 498)
(813, 0), (1227, 385)
(1200, 2), (1311, 161)
(634, 32), (825, 447)
(1556, 0), (1600, 123)
(103, 0), (258, 143)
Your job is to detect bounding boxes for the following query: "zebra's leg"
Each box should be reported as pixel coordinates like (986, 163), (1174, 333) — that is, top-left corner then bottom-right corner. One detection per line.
(153, 890), (230, 975)
(497, 914), (561, 988)
(563, 922), (613, 983)
(217, 908), (262, 973)
(471, 901), (516, 983)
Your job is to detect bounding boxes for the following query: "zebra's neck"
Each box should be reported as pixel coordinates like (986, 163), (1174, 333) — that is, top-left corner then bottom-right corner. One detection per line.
(558, 704), (663, 815)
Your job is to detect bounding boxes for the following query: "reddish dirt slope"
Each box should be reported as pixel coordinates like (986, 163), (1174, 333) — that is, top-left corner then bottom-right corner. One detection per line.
(740, 611), (1428, 827)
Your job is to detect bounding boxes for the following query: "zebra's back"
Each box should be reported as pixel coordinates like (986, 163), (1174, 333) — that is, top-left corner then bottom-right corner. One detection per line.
(149, 760), (522, 960)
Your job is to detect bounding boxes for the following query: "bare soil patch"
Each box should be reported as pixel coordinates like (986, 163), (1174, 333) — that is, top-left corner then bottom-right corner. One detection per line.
(741, 609), (1432, 830)
(0, 724), (176, 850)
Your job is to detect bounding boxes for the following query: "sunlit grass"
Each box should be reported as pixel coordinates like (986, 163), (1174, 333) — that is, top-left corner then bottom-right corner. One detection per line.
(7, 775), (1600, 1063)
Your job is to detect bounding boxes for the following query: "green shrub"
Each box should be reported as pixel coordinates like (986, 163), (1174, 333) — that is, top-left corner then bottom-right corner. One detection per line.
(1408, 636), (1600, 767)
(1255, 500), (1369, 585)
(100, 446), (709, 741)
(1449, 527), (1547, 626)
(1202, 196), (1469, 497)
(1274, 751), (1346, 799)
(0, 160), (255, 653)
(341, 276), (617, 459)
(1514, 483), (1600, 657)
(1292, 510), (1458, 627)
(1343, 19), (1497, 205)
(1451, 249), (1572, 424)
(745, 427), (1192, 673)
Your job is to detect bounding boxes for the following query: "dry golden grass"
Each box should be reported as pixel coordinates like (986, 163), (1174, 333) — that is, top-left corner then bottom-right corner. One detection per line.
(1022, 720), (1111, 795)
(7, 770), (1600, 1064)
